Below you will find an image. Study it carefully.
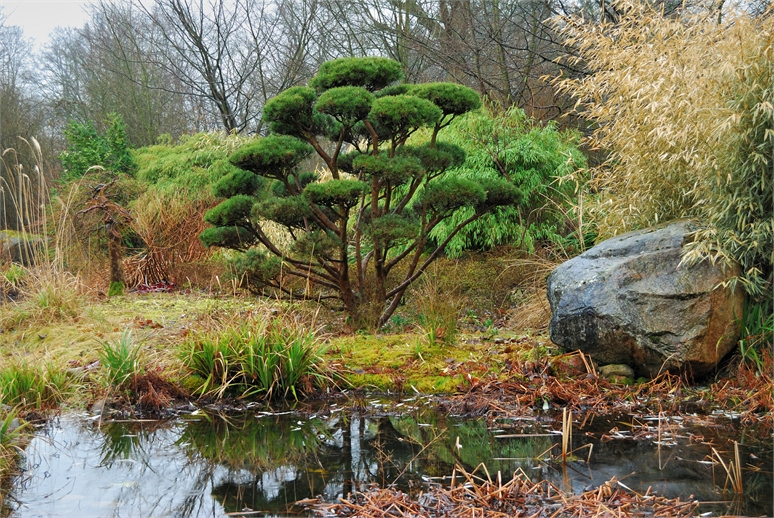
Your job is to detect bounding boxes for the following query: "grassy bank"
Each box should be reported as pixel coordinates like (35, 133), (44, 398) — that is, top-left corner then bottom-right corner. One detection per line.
(0, 248), (771, 501)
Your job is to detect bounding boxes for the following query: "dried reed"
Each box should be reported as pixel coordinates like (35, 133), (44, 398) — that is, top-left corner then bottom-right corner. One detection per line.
(712, 442), (744, 494)
(0, 140), (88, 329)
(561, 406), (572, 463)
(310, 463), (699, 517)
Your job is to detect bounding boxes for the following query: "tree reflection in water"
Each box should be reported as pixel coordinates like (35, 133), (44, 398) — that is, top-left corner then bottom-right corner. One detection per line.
(8, 405), (771, 517)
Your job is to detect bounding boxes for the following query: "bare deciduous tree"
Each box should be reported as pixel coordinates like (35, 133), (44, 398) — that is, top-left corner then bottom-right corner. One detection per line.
(0, 10), (51, 230)
(40, 3), (193, 147)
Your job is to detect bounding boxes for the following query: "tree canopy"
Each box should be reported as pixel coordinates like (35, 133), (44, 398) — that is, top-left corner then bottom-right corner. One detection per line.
(200, 56), (522, 327)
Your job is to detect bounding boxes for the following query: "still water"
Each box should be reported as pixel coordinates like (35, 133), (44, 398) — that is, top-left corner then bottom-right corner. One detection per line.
(6, 398), (773, 517)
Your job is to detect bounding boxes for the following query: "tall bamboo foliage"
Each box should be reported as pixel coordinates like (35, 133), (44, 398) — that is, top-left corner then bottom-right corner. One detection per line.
(554, 1), (773, 297)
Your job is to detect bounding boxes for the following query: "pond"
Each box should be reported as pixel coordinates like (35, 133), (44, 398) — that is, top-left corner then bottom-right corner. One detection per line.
(5, 397), (772, 517)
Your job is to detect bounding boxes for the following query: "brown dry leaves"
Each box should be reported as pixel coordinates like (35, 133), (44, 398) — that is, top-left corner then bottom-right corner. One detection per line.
(310, 465), (698, 517)
(439, 351), (773, 426)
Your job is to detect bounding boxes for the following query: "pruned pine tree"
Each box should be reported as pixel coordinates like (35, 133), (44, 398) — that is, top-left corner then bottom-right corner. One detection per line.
(201, 57), (520, 327)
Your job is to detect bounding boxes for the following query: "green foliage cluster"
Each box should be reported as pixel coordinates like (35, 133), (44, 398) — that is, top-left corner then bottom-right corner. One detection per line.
(738, 299), (773, 372)
(0, 407), (26, 485)
(59, 113), (137, 181)
(555, 1), (773, 298)
(309, 57), (403, 92)
(426, 106), (587, 257)
(134, 131), (251, 196)
(201, 56), (526, 327)
(180, 318), (326, 400)
(107, 281), (124, 297)
(0, 362), (70, 408)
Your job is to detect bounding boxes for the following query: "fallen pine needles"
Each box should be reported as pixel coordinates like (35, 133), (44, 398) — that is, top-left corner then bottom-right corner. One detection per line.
(308, 464), (699, 517)
(438, 351), (773, 427)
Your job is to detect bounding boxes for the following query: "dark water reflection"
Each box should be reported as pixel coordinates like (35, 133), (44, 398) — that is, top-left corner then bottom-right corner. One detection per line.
(6, 399), (772, 517)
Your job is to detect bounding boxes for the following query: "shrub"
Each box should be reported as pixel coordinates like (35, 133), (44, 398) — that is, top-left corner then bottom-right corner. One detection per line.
(59, 113), (137, 181)
(133, 132), (249, 192)
(126, 131), (251, 286)
(424, 105), (587, 257)
(554, 1), (773, 298)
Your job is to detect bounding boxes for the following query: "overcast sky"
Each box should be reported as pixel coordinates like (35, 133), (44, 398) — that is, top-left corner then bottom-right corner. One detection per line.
(1, 0), (91, 47)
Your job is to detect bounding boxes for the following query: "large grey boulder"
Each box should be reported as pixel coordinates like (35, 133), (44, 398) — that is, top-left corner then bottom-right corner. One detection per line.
(547, 220), (743, 378)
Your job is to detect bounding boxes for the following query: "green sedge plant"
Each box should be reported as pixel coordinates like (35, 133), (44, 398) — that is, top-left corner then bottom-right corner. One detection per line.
(0, 407), (25, 486)
(737, 298), (773, 372)
(180, 317), (327, 400)
(0, 363), (71, 408)
(99, 329), (143, 390)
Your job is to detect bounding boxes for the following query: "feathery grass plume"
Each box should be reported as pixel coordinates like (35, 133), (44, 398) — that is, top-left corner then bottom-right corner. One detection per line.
(553, 1), (773, 298)
(0, 139), (89, 330)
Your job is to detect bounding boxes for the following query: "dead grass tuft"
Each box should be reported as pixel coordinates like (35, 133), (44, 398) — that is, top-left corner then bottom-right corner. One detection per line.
(129, 371), (189, 411)
(1, 264), (89, 330)
(127, 190), (216, 287)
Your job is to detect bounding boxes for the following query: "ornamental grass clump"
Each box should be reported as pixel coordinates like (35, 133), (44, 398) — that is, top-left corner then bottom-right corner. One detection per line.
(0, 363), (71, 409)
(0, 139), (88, 332)
(180, 317), (327, 400)
(0, 408), (25, 490)
(411, 265), (461, 346)
(99, 329), (143, 390)
(553, 0), (773, 299)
